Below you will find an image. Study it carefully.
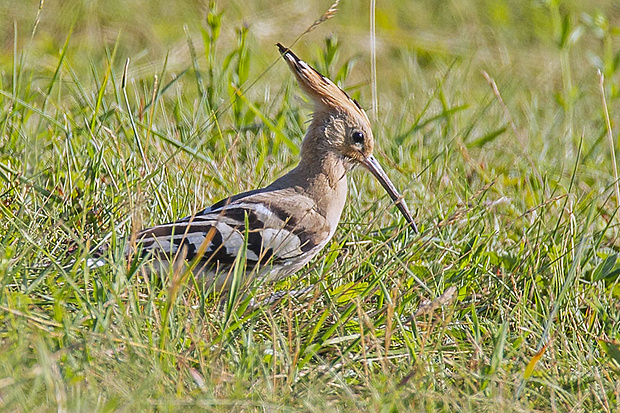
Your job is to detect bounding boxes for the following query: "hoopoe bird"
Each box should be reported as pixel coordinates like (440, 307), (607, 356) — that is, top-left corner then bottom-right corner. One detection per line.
(129, 43), (417, 292)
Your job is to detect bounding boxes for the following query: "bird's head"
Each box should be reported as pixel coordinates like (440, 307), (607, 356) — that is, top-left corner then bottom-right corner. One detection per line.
(277, 43), (417, 232)
(277, 43), (374, 165)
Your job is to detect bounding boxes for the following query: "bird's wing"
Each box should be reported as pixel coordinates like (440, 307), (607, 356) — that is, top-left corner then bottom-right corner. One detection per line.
(132, 188), (332, 269)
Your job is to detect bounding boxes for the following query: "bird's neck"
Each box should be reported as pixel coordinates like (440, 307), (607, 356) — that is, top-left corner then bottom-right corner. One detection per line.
(272, 149), (348, 225)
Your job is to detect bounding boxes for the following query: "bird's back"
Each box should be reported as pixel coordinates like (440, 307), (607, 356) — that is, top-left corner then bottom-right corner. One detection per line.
(131, 184), (336, 291)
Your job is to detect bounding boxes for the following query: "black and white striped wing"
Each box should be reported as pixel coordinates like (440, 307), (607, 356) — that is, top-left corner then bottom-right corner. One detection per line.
(132, 189), (331, 271)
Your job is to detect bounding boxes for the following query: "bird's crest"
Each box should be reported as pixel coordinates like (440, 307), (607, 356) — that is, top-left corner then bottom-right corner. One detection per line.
(277, 43), (369, 123)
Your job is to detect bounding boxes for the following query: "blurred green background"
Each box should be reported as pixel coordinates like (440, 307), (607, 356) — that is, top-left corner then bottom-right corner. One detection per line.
(3, 0), (620, 178)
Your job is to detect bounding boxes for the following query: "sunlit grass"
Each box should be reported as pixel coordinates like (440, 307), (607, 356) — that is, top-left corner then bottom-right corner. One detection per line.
(1, 0), (620, 411)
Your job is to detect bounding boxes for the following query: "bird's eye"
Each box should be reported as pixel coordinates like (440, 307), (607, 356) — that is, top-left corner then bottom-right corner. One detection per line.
(352, 131), (365, 145)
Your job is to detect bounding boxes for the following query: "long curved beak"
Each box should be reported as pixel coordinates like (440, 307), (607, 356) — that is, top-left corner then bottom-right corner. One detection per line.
(361, 155), (418, 233)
